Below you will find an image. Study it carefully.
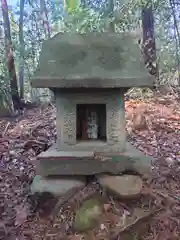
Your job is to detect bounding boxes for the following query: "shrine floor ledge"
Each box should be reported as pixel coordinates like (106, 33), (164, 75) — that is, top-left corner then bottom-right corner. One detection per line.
(36, 142), (152, 178)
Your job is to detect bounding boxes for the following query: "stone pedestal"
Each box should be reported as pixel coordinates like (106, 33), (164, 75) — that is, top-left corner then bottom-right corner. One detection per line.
(35, 142), (152, 178)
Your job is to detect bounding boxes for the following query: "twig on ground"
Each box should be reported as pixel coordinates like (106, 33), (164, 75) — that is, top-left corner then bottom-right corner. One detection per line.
(43, 187), (85, 239)
(0, 222), (8, 236)
(143, 187), (180, 205)
(109, 208), (164, 240)
(109, 196), (129, 215)
(50, 187), (85, 222)
(2, 122), (10, 137)
(23, 139), (47, 149)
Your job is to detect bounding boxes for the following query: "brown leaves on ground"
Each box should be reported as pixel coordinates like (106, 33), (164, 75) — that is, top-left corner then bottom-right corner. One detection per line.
(14, 204), (29, 227)
(0, 104), (56, 239)
(0, 94), (180, 240)
(131, 103), (148, 131)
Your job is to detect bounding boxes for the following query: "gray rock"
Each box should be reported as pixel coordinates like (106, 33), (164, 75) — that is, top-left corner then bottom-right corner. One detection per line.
(97, 174), (143, 200)
(30, 175), (85, 196)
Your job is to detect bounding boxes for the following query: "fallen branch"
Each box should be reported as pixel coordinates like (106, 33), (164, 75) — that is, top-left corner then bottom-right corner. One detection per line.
(49, 186), (85, 223)
(2, 122), (10, 137)
(0, 222), (8, 236)
(43, 187), (85, 239)
(23, 139), (46, 149)
(109, 208), (164, 239)
(143, 188), (180, 205)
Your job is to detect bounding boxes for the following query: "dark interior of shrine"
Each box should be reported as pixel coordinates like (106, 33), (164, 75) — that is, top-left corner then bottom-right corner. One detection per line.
(76, 104), (106, 141)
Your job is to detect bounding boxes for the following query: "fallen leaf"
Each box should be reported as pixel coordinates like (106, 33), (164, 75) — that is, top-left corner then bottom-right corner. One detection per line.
(15, 205), (29, 227)
(0, 221), (7, 236)
(69, 234), (83, 240)
(132, 105), (148, 131)
(103, 204), (111, 212)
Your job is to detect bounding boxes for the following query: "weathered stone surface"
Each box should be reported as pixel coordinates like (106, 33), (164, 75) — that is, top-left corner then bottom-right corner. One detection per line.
(36, 142), (152, 177)
(55, 90), (126, 150)
(30, 175), (85, 196)
(73, 198), (103, 232)
(31, 32), (154, 88)
(97, 174), (143, 200)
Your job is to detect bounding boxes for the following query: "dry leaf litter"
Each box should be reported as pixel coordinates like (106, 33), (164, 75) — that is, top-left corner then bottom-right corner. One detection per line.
(0, 94), (180, 240)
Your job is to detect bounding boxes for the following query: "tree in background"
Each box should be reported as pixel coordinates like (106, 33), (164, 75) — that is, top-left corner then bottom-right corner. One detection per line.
(1, 0), (21, 111)
(19, 0), (25, 99)
(142, 1), (157, 80)
(40, 0), (51, 39)
(169, 0), (180, 85)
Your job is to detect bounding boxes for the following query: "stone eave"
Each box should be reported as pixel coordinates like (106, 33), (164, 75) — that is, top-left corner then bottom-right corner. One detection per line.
(31, 76), (154, 88)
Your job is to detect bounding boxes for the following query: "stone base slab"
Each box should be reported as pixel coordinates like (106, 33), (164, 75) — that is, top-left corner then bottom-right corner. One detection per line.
(30, 175), (85, 196)
(97, 174), (143, 200)
(36, 142), (152, 178)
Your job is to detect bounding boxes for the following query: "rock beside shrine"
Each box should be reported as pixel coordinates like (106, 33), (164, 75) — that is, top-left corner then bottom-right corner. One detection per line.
(97, 174), (143, 200)
(73, 197), (103, 232)
(30, 175), (85, 196)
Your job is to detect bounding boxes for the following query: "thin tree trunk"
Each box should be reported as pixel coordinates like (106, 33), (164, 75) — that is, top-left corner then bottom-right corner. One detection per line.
(40, 0), (51, 38)
(142, 2), (158, 86)
(169, 0), (180, 85)
(40, 0), (54, 101)
(1, 0), (21, 110)
(108, 0), (115, 32)
(19, 0), (25, 99)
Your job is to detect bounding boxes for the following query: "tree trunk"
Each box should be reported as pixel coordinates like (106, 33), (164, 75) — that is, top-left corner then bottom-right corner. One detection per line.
(1, 0), (21, 110)
(169, 0), (180, 86)
(142, 2), (158, 85)
(19, 0), (25, 99)
(40, 0), (54, 101)
(107, 0), (115, 32)
(40, 0), (51, 38)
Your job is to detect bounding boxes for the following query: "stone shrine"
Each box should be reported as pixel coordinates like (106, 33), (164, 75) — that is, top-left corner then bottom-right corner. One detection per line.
(30, 32), (154, 197)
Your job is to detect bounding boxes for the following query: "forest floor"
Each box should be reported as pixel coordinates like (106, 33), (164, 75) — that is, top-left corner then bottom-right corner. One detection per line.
(0, 92), (180, 240)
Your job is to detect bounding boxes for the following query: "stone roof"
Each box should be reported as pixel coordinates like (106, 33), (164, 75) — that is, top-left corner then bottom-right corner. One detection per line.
(31, 32), (154, 88)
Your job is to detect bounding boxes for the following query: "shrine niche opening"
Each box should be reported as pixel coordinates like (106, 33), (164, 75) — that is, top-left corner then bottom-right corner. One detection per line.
(76, 104), (106, 141)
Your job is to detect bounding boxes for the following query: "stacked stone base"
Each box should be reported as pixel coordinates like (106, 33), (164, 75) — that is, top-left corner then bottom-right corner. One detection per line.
(31, 142), (151, 199)
(31, 174), (143, 200)
(31, 175), (86, 196)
